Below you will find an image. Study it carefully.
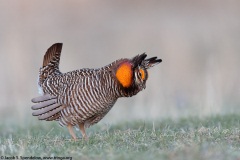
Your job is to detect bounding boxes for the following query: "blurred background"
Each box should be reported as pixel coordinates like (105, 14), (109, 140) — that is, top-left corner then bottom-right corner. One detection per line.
(0, 0), (239, 125)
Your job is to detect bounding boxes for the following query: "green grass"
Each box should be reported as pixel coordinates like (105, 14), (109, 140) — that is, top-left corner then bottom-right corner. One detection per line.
(1, 114), (240, 160)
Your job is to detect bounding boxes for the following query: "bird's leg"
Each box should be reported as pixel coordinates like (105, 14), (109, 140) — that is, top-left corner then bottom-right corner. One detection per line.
(78, 123), (88, 140)
(67, 124), (77, 141)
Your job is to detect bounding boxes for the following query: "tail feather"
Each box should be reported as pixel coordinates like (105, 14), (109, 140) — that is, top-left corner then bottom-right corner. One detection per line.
(33, 43), (64, 121)
(43, 43), (62, 67)
(38, 43), (63, 87)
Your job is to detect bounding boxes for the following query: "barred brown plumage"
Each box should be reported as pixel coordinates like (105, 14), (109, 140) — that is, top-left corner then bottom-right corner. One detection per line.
(31, 43), (162, 140)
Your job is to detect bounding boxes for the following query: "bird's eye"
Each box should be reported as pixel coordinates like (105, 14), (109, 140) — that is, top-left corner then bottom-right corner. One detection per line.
(138, 71), (142, 78)
(138, 69), (145, 80)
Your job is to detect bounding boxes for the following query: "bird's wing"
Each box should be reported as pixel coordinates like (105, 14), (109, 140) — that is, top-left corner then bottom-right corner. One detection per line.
(31, 94), (64, 120)
(32, 68), (101, 121)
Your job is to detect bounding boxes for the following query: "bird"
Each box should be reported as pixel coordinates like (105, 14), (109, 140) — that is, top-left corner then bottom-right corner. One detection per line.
(31, 43), (162, 140)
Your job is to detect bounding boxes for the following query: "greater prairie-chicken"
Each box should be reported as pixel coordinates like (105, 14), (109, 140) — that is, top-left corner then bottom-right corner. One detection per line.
(31, 43), (162, 140)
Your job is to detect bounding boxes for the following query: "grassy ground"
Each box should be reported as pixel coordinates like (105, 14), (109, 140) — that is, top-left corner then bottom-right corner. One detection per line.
(0, 114), (240, 160)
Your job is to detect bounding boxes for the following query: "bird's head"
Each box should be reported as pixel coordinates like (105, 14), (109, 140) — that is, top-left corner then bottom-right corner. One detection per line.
(114, 53), (162, 97)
